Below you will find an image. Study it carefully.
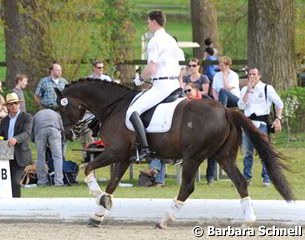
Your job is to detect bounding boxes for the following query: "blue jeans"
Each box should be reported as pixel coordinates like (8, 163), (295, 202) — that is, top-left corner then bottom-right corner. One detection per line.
(219, 88), (239, 107)
(150, 159), (165, 184)
(206, 157), (216, 182)
(242, 123), (270, 183)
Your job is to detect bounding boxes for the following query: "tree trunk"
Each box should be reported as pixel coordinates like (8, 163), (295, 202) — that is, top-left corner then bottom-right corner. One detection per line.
(2, 0), (52, 89)
(248, 0), (296, 89)
(190, 0), (221, 59)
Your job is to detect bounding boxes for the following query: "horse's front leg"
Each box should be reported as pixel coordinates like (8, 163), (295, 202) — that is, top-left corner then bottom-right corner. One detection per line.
(156, 159), (201, 229)
(87, 159), (130, 227)
(84, 149), (120, 197)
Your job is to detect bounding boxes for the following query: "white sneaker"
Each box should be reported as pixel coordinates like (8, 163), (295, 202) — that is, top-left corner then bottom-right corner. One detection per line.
(262, 182), (271, 187)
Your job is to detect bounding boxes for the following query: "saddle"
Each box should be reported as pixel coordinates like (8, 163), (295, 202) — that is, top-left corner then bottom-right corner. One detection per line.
(141, 88), (183, 128)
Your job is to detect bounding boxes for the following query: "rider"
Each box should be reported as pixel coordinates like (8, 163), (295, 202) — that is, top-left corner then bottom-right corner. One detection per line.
(127, 10), (181, 160)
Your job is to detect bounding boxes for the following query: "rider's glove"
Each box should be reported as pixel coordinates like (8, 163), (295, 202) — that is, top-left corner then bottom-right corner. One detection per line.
(134, 76), (144, 86)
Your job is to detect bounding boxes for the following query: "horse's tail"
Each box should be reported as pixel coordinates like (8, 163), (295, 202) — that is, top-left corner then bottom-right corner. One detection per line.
(229, 110), (294, 201)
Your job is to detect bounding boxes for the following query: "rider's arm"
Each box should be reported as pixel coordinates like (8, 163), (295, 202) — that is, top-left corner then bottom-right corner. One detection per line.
(141, 60), (156, 79)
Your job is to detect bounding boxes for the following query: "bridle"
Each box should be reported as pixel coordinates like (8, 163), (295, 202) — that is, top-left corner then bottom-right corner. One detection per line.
(59, 89), (134, 139)
(58, 96), (87, 140)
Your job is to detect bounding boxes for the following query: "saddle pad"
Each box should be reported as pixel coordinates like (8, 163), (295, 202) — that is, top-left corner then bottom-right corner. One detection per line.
(126, 97), (185, 133)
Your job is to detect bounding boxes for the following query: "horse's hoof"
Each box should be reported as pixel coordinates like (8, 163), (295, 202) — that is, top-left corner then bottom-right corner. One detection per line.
(155, 222), (166, 229)
(86, 218), (101, 228)
(97, 194), (113, 210)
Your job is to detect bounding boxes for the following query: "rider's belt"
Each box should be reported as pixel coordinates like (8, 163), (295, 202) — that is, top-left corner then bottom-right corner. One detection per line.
(152, 76), (179, 80)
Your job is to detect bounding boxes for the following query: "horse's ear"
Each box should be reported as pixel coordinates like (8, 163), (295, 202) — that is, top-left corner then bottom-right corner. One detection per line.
(55, 88), (63, 98)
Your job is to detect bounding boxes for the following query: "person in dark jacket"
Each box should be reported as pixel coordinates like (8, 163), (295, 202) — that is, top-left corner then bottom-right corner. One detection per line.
(0, 93), (33, 197)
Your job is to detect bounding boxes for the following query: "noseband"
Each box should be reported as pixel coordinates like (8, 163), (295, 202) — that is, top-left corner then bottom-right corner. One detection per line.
(59, 97), (87, 140)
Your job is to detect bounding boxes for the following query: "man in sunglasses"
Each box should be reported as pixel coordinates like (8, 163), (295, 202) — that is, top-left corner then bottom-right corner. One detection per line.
(88, 61), (112, 82)
(83, 60), (113, 145)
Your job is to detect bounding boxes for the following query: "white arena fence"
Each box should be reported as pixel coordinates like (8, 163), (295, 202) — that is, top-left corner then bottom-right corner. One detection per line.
(0, 198), (304, 225)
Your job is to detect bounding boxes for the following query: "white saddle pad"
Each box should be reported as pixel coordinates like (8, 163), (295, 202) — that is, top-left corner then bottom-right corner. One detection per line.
(126, 97), (185, 133)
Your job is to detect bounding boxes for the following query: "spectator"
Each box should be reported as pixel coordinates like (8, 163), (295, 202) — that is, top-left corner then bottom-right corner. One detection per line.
(183, 83), (216, 185)
(12, 73), (28, 112)
(83, 60), (113, 143)
(34, 63), (68, 110)
(88, 60), (112, 82)
(203, 47), (218, 96)
(0, 81), (7, 120)
(181, 58), (210, 96)
(237, 67), (283, 187)
(142, 159), (165, 187)
(203, 37), (218, 59)
(32, 109), (64, 187)
(212, 56), (240, 107)
(0, 93), (33, 197)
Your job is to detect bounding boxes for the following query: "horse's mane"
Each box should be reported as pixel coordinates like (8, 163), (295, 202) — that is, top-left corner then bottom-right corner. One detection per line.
(65, 78), (137, 93)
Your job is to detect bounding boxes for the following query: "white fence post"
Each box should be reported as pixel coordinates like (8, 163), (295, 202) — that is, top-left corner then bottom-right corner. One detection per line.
(0, 140), (14, 198)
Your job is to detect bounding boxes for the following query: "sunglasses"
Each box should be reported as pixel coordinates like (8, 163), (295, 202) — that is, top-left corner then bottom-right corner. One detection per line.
(184, 89), (192, 94)
(188, 64), (198, 68)
(6, 102), (20, 106)
(96, 66), (104, 69)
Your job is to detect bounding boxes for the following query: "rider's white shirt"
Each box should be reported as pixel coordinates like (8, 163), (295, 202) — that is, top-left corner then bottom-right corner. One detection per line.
(126, 28), (181, 126)
(147, 28), (181, 79)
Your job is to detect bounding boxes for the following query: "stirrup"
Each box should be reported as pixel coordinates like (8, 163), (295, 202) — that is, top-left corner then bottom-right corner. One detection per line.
(129, 147), (154, 163)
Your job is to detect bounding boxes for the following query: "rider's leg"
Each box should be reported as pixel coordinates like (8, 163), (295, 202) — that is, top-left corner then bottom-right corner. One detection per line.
(129, 111), (153, 159)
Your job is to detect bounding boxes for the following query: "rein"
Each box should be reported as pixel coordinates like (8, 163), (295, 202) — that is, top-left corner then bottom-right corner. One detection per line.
(90, 89), (134, 121)
(61, 88), (134, 139)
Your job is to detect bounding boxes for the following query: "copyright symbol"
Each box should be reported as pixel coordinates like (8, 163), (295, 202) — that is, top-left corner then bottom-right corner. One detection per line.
(192, 226), (204, 237)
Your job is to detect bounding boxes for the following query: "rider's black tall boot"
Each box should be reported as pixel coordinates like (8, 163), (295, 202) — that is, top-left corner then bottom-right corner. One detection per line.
(129, 112), (153, 160)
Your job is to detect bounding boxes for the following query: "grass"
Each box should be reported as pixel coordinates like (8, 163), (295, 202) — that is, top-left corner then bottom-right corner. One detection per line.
(22, 133), (305, 200)
(0, 0), (304, 199)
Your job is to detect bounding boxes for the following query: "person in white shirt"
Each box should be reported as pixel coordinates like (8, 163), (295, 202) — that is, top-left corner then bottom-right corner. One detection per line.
(238, 67), (283, 187)
(88, 61), (112, 82)
(127, 10), (181, 160)
(82, 60), (113, 148)
(212, 56), (240, 107)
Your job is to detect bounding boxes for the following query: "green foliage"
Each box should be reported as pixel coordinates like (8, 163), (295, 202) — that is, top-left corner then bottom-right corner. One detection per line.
(212, 0), (248, 59)
(22, 139), (305, 199)
(295, 0), (305, 69)
(280, 87), (305, 133)
(23, 90), (39, 115)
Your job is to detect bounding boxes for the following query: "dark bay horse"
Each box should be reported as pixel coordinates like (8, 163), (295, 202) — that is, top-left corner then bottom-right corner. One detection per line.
(56, 78), (293, 228)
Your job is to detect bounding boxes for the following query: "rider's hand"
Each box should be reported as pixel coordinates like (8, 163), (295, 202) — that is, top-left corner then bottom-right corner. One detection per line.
(134, 76), (144, 86)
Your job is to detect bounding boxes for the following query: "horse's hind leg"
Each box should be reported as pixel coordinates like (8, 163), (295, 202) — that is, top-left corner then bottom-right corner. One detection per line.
(215, 139), (256, 225)
(156, 159), (202, 229)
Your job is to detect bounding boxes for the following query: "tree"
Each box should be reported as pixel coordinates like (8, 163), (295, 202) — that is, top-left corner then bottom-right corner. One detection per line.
(97, 0), (136, 84)
(190, 0), (221, 59)
(2, 0), (52, 89)
(248, 0), (296, 89)
(1, 0), (136, 88)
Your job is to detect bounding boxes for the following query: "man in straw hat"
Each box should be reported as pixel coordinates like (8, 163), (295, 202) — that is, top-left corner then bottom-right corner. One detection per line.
(0, 92), (33, 197)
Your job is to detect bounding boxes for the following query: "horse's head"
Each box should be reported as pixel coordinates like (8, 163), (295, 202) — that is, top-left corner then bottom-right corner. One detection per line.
(55, 88), (87, 141)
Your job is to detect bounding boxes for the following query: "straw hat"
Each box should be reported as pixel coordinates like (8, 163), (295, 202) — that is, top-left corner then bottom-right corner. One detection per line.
(4, 92), (22, 105)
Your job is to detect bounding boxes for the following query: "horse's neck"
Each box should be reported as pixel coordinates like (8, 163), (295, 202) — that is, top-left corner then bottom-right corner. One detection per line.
(69, 84), (136, 117)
